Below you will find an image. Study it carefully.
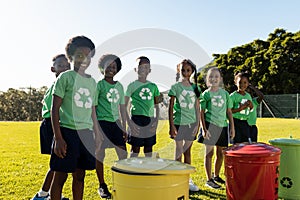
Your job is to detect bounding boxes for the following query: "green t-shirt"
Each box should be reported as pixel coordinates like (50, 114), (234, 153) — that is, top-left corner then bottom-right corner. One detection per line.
(96, 79), (125, 122)
(230, 91), (252, 120)
(168, 82), (200, 125)
(53, 70), (97, 130)
(247, 98), (259, 125)
(41, 83), (54, 118)
(200, 88), (232, 127)
(125, 80), (160, 117)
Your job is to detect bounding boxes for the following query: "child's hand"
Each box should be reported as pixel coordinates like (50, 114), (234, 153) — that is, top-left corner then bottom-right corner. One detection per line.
(169, 125), (177, 139)
(203, 129), (211, 140)
(150, 118), (158, 133)
(192, 125), (199, 137)
(54, 138), (67, 158)
(123, 131), (128, 142)
(230, 128), (235, 139)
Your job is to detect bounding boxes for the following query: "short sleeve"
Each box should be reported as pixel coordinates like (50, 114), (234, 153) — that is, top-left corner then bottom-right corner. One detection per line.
(168, 84), (176, 97)
(53, 73), (67, 98)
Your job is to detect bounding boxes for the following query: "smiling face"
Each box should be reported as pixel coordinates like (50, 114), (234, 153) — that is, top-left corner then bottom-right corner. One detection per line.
(52, 56), (70, 77)
(235, 76), (249, 92)
(71, 47), (92, 72)
(206, 69), (221, 87)
(136, 62), (151, 78)
(181, 64), (193, 80)
(103, 59), (118, 78)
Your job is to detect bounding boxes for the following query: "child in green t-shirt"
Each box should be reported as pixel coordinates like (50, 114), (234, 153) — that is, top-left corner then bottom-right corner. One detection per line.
(168, 59), (201, 192)
(32, 54), (70, 200)
(50, 36), (101, 200)
(95, 54), (127, 199)
(230, 71), (253, 144)
(125, 56), (160, 157)
(199, 67), (235, 189)
(247, 84), (264, 142)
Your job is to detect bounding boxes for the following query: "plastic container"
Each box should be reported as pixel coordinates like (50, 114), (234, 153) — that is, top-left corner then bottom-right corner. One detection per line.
(269, 138), (300, 200)
(111, 157), (195, 200)
(223, 143), (281, 200)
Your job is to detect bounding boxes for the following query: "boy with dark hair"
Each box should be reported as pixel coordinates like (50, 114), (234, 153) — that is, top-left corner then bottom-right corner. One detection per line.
(50, 36), (102, 200)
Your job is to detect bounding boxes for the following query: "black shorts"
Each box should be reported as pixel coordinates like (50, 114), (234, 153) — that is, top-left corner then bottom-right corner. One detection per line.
(249, 125), (258, 142)
(174, 122), (197, 141)
(198, 121), (228, 147)
(128, 115), (156, 147)
(40, 118), (53, 154)
(98, 120), (126, 148)
(50, 127), (95, 173)
(233, 118), (251, 144)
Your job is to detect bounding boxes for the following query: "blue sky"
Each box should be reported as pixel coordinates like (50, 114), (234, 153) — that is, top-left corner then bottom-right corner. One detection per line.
(0, 0), (299, 91)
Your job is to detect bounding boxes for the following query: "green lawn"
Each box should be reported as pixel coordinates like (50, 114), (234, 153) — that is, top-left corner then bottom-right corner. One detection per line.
(0, 118), (299, 200)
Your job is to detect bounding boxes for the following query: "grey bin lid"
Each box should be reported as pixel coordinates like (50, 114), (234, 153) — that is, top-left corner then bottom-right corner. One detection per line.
(269, 138), (300, 146)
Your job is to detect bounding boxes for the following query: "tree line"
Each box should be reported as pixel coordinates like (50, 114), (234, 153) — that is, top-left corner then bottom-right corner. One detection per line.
(1, 28), (299, 121)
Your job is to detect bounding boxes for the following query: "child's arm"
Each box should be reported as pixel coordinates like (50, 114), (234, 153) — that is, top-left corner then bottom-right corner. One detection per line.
(231, 101), (252, 113)
(120, 104), (128, 141)
(51, 95), (66, 158)
(150, 96), (160, 132)
(92, 105), (103, 148)
(193, 99), (200, 136)
(168, 96), (177, 139)
(200, 109), (210, 139)
(125, 96), (139, 133)
(249, 85), (264, 103)
(226, 108), (235, 139)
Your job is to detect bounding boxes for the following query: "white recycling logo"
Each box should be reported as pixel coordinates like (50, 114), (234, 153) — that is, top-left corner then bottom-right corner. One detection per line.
(107, 88), (120, 103)
(212, 95), (225, 107)
(139, 88), (152, 100)
(240, 98), (250, 115)
(179, 90), (195, 109)
(74, 88), (92, 108)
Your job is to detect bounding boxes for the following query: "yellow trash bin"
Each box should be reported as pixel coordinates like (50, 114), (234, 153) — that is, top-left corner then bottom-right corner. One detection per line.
(111, 157), (195, 200)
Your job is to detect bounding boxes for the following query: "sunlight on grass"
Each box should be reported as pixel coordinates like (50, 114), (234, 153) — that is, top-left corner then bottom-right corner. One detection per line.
(0, 119), (299, 199)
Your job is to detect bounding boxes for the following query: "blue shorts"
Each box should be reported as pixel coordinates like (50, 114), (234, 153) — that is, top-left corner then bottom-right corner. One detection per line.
(198, 121), (228, 147)
(128, 115), (156, 147)
(40, 118), (53, 154)
(98, 120), (126, 148)
(174, 122), (197, 141)
(233, 118), (251, 144)
(50, 127), (95, 173)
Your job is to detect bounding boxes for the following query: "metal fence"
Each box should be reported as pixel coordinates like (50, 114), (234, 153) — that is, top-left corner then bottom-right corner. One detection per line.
(259, 94), (299, 119)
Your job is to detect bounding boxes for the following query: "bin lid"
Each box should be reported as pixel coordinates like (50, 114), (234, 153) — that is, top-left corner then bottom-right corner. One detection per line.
(112, 157), (195, 174)
(269, 138), (300, 146)
(223, 142), (281, 157)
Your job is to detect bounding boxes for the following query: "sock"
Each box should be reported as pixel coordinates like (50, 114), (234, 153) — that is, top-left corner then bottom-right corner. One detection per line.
(38, 190), (49, 197)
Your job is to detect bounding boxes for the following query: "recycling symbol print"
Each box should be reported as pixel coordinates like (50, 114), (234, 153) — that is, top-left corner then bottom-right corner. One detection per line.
(179, 90), (195, 109)
(280, 177), (293, 189)
(74, 88), (92, 108)
(139, 88), (152, 100)
(107, 88), (120, 103)
(212, 95), (225, 107)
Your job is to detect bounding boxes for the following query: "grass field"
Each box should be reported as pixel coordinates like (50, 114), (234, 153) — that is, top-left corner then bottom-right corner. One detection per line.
(0, 118), (299, 200)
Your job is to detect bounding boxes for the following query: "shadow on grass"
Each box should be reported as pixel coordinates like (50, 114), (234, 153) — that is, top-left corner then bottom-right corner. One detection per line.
(189, 189), (227, 200)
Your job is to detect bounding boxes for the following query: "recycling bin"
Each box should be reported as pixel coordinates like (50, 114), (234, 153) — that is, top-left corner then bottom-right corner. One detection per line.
(111, 157), (195, 200)
(269, 138), (300, 200)
(223, 143), (281, 200)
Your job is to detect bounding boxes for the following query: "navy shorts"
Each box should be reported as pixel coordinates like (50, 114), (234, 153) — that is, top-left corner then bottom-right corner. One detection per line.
(233, 118), (251, 144)
(198, 121), (228, 147)
(98, 120), (126, 148)
(128, 115), (156, 147)
(40, 118), (53, 154)
(174, 122), (197, 141)
(50, 127), (95, 173)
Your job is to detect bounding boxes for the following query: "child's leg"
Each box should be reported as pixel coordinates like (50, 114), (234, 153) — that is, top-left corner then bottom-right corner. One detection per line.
(41, 169), (54, 192)
(204, 145), (214, 180)
(183, 140), (193, 164)
(214, 146), (224, 177)
(96, 148), (105, 184)
(50, 171), (68, 200)
(130, 146), (140, 157)
(175, 140), (183, 162)
(72, 168), (85, 200)
(144, 145), (153, 157)
(116, 145), (127, 160)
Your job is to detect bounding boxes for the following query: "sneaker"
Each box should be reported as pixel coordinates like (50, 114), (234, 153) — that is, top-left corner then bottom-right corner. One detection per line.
(205, 179), (221, 189)
(31, 193), (50, 200)
(189, 179), (200, 192)
(98, 183), (112, 198)
(213, 175), (225, 184)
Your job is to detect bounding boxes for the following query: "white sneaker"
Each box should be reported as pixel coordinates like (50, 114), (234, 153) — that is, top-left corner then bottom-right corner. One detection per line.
(189, 179), (200, 192)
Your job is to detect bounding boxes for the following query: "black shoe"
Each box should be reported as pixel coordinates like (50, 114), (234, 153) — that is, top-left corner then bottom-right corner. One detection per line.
(205, 179), (221, 189)
(213, 175), (225, 184)
(98, 183), (112, 198)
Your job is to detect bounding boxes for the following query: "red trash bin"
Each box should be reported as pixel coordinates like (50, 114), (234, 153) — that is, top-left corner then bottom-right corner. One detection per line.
(223, 143), (281, 200)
